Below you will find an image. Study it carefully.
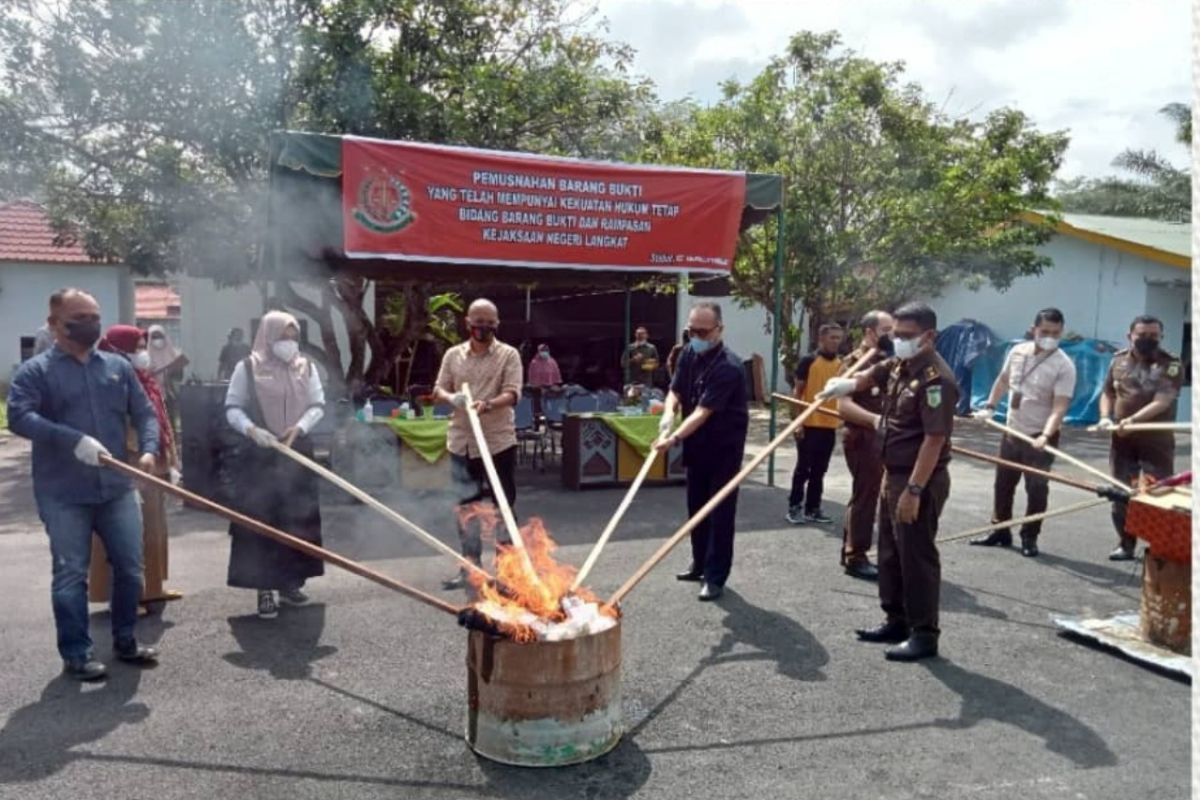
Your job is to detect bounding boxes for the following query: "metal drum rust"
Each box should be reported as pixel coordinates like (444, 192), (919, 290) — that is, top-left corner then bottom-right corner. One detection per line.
(466, 620), (622, 766)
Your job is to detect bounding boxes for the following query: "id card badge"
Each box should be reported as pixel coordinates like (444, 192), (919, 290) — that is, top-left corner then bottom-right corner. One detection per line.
(1011, 391), (1023, 410)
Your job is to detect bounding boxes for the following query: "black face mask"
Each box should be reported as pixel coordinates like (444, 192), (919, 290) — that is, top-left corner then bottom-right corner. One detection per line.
(65, 319), (102, 348)
(470, 325), (496, 343)
(876, 334), (894, 356)
(1133, 337), (1159, 356)
(819, 348), (838, 359)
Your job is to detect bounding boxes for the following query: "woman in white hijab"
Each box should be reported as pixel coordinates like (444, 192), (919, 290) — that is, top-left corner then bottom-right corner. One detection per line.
(223, 311), (326, 618)
(146, 324), (189, 439)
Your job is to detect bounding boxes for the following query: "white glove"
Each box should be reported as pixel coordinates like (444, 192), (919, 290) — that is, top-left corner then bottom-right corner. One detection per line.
(73, 435), (110, 467)
(246, 425), (278, 448)
(822, 377), (857, 398)
(450, 392), (468, 409)
(1095, 418), (1116, 431)
(168, 467), (182, 485)
(972, 407), (994, 420)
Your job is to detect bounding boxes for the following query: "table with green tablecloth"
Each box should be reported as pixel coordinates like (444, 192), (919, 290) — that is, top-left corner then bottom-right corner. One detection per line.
(561, 412), (684, 489)
(379, 417), (452, 491)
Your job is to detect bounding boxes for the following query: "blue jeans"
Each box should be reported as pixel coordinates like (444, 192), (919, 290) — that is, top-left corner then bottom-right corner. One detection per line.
(36, 490), (144, 661)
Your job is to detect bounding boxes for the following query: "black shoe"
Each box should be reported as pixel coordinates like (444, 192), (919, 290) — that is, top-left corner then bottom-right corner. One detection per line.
(970, 530), (1012, 547)
(885, 632), (939, 662)
(844, 560), (879, 581)
(785, 506), (806, 525)
(442, 571), (468, 590)
(675, 564), (703, 582)
(805, 509), (834, 525)
(855, 620), (909, 644)
(1108, 545), (1136, 562)
(279, 587), (310, 606)
(63, 658), (107, 681)
(698, 582), (723, 601)
(1020, 535), (1039, 558)
(257, 590), (278, 618)
(114, 640), (159, 665)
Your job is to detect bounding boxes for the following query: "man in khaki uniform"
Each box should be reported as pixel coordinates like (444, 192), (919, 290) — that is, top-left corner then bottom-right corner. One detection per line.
(826, 302), (958, 662)
(434, 298), (524, 588)
(836, 310), (894, 580)
(970, 308), (1076, 557)
(1096, 315), (1184, 560)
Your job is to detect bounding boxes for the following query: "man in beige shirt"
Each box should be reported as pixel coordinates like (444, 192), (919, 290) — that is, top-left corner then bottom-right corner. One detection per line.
(434, 298), (524, 589)
(970, 308), (1077, 557)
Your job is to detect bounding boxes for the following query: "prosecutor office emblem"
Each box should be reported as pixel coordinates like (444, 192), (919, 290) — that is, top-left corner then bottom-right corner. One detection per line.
(926, 385), (942, 408)
(353, 171), (415, 234)
(1167, 362), (1180, 378)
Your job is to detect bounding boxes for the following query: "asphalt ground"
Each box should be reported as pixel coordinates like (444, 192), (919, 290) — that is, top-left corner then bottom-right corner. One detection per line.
(0, 419), (1190, 800)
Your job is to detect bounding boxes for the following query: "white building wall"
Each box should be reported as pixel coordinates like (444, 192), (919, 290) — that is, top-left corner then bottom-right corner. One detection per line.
(924, 234), (1190, 419)
(0, 262), (130, 382)
(927, 236), (1188, 351)
(177, 275), (376, 382)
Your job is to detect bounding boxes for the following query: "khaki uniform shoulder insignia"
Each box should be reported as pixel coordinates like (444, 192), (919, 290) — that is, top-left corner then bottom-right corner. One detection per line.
(923, 365), (940, 383)
(1167, 361), (1182, 378)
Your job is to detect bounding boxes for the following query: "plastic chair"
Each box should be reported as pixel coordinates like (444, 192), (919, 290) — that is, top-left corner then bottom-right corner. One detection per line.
(541, 393), (568, 462)
(514, 395), (546, 470)
(595, 389), (621, 413)
(567, 393), (599, 414)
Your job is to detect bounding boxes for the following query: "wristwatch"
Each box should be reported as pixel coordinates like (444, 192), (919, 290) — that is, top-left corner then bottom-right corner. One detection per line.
(905, 482), (923, 496)
(483, 399), (493, 413)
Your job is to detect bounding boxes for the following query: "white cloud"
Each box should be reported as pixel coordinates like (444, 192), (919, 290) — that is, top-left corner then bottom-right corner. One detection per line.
(598, 0), (1192, 178)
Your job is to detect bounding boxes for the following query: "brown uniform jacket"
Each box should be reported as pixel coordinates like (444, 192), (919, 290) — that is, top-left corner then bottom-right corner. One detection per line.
(867, 346), (959, 473)
(841, 344), (890, 426)
(1103, 347), (1184, 423)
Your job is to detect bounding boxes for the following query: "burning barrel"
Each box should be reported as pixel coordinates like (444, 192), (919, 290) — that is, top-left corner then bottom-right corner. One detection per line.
(465, 619), (623, 766)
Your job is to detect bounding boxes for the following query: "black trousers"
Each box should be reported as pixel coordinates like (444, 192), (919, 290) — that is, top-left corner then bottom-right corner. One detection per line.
(1110, 432), (1174, 550)
(687, 446), (744, 586)
(878, 468), (950, 634)
(992, 433), (1056, 539)
(452, 446), (518, 562)
(788, 427), (837, 512)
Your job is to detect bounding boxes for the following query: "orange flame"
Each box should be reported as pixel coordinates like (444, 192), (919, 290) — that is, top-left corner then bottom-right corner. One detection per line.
(458, 503), (615, 641)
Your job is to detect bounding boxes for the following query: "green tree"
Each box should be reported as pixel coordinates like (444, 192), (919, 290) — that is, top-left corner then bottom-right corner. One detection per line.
(1056, 103), (1190, 222)
(0, 0), (652, 393)
(643, 32), (1067, 366)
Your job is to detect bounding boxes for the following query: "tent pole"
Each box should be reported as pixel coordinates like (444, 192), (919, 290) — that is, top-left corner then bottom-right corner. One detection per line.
(767, 208), (785, 487)
(624, 282), (632, 363)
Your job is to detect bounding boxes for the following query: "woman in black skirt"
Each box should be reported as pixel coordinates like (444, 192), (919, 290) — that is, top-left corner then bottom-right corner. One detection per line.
(224, 311), (325, 618)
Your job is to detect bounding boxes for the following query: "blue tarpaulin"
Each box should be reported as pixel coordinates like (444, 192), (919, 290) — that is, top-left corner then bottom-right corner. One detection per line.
(935, 320), (998, 415)
(966, 338), (1121, 425)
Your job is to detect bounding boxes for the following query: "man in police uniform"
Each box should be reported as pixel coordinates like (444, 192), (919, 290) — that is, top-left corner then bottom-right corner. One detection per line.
(836, 310), (894, 580)
(1096, 315), (1184, 561)
(826, 302), (957, 661)
(654, 301), (749, 602)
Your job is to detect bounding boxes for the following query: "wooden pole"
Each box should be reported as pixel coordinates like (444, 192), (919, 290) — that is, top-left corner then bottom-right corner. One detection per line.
(981, 418), (1127, 491)
(265, 438), (491, 580)
(607, 349), (878, 608)
(773, 394), (1107, 495)
(572, 446), (658, 591)
(460, 383), (538, 581)
(940, 498), (1110, 544)
(1086, 422), (1190, 433)
(99, 455), (462, 617)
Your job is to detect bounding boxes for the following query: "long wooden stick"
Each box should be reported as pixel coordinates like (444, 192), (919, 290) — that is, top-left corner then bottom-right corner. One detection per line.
(982, 418), (1127, 491)
(460, 383), (537, 579)
(265, 438), (491, 580)
(774, 394), (1106, 495)
(99, 455), (462, 616)
(572, 446), (659, 591)
(607, 349), (878, 608)
(1086, 422), (1190, 433)
(941, 498), (1110, 544)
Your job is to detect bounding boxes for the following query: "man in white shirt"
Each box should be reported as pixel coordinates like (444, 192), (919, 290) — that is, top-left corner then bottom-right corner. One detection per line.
(970, 308), (1077, 557)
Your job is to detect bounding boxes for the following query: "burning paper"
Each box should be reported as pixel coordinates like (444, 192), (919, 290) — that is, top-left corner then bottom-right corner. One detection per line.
(459, 503), (618, 642)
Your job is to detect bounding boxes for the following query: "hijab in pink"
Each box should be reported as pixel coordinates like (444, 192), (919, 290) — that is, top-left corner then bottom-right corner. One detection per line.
(249, 311), (313, 435)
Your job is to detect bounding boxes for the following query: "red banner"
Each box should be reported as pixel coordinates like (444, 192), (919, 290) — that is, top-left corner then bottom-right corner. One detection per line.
(341, 137), (746, 273)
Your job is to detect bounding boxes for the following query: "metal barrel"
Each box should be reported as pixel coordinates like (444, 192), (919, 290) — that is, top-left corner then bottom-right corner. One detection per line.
(466, 621), (623, 767)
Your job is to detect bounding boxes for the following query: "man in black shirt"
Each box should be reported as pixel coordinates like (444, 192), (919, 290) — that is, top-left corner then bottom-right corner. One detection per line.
(654, 302), (749, 601)
(218, 327), (252, 381)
